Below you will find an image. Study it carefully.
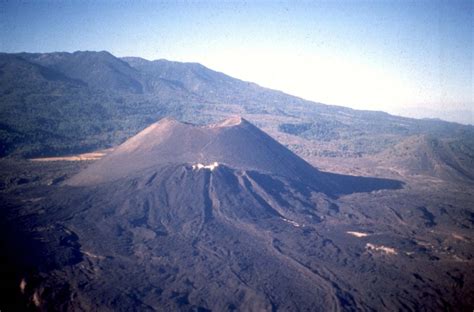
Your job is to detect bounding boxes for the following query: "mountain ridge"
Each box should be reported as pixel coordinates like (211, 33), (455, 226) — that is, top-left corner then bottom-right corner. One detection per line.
(19, 50), (144, 93)
(1, 50), (473, 187)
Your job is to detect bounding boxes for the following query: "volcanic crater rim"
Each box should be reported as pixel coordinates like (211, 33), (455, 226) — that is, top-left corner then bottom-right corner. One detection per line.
(160, 116), (246, 129)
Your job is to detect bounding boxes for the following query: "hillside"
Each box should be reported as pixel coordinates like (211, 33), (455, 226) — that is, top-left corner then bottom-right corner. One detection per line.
(373, 135), (474, 182)
(1, 51), (473, 168)
(20, 51), (143, 93)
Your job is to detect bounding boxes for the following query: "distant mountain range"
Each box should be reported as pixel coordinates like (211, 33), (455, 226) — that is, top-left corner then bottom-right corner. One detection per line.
(0, 50), (473, 182)
(394, 106), (473, 126)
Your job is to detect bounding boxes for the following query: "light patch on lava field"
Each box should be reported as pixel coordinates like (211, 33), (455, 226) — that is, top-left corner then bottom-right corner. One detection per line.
(33, 290), (41, 307)
(83, 250), (105, 260)
(366, 243), (398, 255)
(347, 231), (369, 237)
(282, 218), (301, 227)
(192, 162), (219, 171)
(451, 233), (467, 241)
(20, 278), (27, 294)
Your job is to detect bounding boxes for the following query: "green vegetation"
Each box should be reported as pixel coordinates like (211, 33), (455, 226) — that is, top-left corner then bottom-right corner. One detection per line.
(1, 51), (473, 160)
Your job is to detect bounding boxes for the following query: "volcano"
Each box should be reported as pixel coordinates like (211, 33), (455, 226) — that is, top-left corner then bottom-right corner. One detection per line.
(67, 116), (323, 186)
(4, 117), (415, 311)
(67, 116), (399, 195)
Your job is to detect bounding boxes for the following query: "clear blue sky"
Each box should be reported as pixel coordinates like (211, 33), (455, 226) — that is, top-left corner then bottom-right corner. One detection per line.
(1, 0), (472, 124)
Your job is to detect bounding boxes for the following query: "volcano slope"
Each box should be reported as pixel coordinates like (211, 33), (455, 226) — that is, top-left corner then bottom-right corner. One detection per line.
(1, 117), (472, 311)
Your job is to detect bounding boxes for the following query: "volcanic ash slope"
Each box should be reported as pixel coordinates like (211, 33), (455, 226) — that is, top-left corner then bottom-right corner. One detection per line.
(26, 117), (404, 311)
(67, 116), (326, 186)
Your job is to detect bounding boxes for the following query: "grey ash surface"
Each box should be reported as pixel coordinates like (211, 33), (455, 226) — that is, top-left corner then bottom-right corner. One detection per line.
(0, 117), (472, 311)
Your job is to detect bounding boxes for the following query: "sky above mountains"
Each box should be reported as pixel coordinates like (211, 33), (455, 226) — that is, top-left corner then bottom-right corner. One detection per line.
(1, 0), (472, 124)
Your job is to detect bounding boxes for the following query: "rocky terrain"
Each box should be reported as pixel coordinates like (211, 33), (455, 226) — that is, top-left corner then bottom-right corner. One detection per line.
(0, 51), (473, 311)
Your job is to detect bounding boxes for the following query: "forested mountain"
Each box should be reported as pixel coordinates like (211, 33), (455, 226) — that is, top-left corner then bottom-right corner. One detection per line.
(1, 51), (473, 182)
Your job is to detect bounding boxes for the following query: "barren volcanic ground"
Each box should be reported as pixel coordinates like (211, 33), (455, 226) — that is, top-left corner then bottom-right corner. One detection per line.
(0, 117), (473, 311)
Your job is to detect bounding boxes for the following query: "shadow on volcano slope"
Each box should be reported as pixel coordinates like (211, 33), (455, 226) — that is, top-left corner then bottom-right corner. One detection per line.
(320, 171), (404, 196)
(243, 169), (404, 202)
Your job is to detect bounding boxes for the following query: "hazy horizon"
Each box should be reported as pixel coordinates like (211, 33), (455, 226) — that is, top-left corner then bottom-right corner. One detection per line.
(1, 0), (472, 124)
